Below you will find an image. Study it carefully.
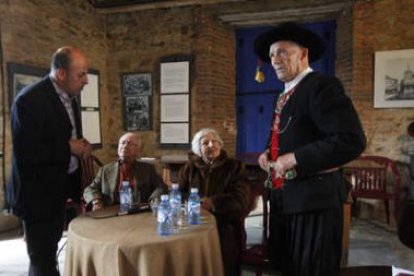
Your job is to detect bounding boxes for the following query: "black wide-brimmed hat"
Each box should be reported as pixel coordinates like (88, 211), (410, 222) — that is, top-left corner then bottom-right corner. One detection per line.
(254, 22), (326, 63)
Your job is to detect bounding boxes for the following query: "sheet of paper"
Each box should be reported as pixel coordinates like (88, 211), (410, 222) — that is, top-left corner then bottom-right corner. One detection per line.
(393, 265), (414, 276)
(160, 94), (189, 122)
(81, 110), (101, 144)
(160, 61), (189, 93)
(160, 123), (189, 144)
(81, 73), (99, 107)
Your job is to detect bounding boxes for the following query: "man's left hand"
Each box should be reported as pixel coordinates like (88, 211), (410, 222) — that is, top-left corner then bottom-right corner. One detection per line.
(272, 152), (297, 178)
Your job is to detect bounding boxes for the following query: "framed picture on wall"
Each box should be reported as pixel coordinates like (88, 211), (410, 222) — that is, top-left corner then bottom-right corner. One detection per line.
(122, 72), (152, 131)
(374, 49), (414, 108)
(7, 63), (49, 108)
(124, 96), (151, 131)
(122, 72), (152, 96)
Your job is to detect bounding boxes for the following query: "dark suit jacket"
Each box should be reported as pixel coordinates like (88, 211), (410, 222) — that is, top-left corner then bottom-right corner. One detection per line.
(83, 160), (167, 206)
(268, 72), (366, 213)
(7, 76), (74, 222)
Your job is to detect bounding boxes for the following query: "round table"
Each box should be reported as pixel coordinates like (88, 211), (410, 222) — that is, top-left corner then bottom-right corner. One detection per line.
(64, 206), (224, 276)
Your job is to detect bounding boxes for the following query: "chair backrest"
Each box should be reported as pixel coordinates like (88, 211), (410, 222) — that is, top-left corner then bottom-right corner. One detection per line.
(81, 154), (103, 191)
(80, 154), (103, 212)
(343, 155), (401, 215)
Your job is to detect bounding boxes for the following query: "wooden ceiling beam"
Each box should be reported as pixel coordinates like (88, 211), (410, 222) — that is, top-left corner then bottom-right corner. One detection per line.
(218, 2), (351, 27)
(93, 0), (249, 14)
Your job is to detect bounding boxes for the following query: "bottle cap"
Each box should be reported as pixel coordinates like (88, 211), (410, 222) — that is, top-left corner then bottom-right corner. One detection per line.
(161, 194), (169, 201)
(122, 181), (130, 186)
(171, 183), (179, 189)
(190, 187), (198, 193)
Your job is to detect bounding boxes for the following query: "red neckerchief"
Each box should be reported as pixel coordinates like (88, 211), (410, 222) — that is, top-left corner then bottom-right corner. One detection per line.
(270, 87), (296, 189)
(119, 161), (136, 190)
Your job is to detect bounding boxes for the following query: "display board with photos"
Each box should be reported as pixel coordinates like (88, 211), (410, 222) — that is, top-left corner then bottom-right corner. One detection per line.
(122, 72), (152, 131)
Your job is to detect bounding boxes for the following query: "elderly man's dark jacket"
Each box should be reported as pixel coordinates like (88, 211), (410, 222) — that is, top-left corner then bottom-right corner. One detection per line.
(7, 76), (74, 222)
(269, 72), (366, 213)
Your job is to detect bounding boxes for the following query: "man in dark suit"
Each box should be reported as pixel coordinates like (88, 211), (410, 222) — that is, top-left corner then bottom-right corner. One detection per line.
(255, 22), (366, 276)
(7, 46), (92, 276)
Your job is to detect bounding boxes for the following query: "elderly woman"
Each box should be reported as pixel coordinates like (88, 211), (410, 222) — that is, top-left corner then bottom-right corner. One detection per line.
(178, 128), (250, 276)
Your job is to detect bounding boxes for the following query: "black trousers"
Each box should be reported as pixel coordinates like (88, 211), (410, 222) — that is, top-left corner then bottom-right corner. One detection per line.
(23, 216), (64, 276)
(269, 189), (343, 276)
(23, 169), (81, 276)
(65, 169), (82, 227)
(67, 168), (82, 204)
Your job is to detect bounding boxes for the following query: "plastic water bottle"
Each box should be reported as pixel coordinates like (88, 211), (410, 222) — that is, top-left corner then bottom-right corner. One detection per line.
(157, 195), (173, 236)
(169, 183), (182, 232)
(119, 181), (131, 214)
(187, 188), (201, 225)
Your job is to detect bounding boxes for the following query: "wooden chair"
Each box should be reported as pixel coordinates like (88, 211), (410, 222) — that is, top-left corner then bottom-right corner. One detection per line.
(65, 154), (103, 227)
(238, 152), (273, 276)
(343, 155), (401, 224)
(79, 154), (103, 212)
(80, 155), (103, 191)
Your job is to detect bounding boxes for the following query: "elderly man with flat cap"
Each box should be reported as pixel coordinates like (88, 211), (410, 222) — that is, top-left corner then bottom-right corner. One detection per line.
(255, 22), (366, 276)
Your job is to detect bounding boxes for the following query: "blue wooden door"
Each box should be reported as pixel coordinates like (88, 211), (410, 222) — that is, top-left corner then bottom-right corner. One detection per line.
(236, 20), (336, 156)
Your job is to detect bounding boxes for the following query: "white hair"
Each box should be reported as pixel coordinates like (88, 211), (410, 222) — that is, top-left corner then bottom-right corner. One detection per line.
(191, 128), (224, 157)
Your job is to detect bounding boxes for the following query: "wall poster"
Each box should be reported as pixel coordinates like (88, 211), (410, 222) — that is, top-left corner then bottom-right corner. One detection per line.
(160, 58), (190, 146)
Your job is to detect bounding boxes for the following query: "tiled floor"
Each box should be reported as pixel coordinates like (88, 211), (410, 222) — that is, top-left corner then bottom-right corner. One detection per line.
(241, 216), (414, 276)
(1, 216), (414, 276)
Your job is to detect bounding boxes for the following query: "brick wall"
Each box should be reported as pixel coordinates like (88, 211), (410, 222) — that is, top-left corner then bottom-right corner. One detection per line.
(0, 0), (413, 218)
(192, 8), (237, 154)
(352, 0), (414, 163)
(0, 0), (108, 213)
(101, 5), (237, 158)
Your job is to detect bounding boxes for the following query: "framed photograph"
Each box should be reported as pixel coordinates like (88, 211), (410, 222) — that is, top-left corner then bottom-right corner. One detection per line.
(374, 49), (414, 108)
(124, 96), (151, 131)
(122, 72), (152, 96)
(7, 63), (49, 108)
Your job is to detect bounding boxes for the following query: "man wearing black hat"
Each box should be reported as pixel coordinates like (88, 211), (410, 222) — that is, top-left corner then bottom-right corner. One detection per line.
(255, 22), (366, 276)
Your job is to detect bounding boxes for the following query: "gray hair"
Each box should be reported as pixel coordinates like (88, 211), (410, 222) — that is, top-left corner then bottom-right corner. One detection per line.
(191, 128), (224, 157)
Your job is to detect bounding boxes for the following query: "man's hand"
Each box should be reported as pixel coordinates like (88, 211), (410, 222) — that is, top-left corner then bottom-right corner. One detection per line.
(258, 151), (270, 172)
(92, 200), (103, 211)
(69, 138), (92, 159)
(271, 153), (297, 178)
